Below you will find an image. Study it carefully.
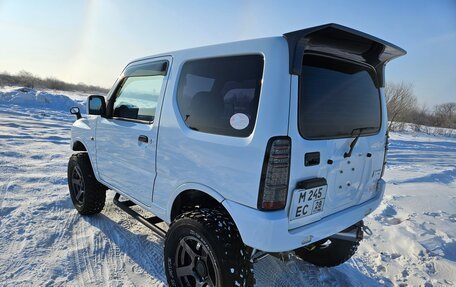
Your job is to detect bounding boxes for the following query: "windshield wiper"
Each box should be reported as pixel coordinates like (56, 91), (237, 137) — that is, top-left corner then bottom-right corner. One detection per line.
(343, 127), (377, 158)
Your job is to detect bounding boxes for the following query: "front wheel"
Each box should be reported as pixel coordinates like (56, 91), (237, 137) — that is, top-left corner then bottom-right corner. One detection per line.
(164, 208), (255, 287)
(67, 153), (106, 215)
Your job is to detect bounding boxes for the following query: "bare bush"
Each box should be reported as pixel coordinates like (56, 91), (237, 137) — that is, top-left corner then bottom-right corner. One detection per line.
(388, 121), (406, 132)
(409, 105), (434, 127)
(384, 82), (455, 132)
(17, 70), (36, 88)
(412, 123), (421, 132)
(433, 102), (456, 129)
(385, 82), (417, 130)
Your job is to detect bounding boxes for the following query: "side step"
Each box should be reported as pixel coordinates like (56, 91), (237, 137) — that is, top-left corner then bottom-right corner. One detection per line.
(113, 193), (167, 239)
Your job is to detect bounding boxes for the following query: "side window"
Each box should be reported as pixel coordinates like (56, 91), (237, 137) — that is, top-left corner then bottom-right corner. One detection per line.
(177, 55), (264, 137)
(113, 61), (167, 122)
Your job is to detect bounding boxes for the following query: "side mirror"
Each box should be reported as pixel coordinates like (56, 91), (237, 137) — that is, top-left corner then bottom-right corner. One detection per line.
(88, 95), (106, 116)
(70, 107), (81, 119)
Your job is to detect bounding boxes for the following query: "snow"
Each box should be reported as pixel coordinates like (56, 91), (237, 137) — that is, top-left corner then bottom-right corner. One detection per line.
(0, 87), (455, 286)
(0, 87), (85, 112)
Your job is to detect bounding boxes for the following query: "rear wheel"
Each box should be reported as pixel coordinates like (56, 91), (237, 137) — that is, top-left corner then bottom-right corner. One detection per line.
(164, 208), (254, 287)
(67, 153), (106, 215)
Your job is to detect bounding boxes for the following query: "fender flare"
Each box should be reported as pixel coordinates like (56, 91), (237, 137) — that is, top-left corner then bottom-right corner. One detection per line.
(71, 137), (89, 151)
(71, 137), (100, 181)
(166, 182), (225, 222)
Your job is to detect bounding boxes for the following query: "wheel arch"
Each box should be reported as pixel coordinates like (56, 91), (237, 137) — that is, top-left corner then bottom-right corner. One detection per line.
(167, 183), (227, 223)
(70, 137), (101, 183)
(72, 140), (87, 151)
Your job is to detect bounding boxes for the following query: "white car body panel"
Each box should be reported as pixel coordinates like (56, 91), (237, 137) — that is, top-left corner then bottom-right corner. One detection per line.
(285, 78), (388, 230)
(95, 117), (156, 205)
(154, 37), (290, 211)
(95, 56), (172, 206)
(70, 115), (98, 171)
(225, 179), (386, 252)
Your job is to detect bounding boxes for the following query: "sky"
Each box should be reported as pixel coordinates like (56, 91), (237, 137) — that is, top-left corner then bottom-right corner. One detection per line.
(0, 0), (455, 106)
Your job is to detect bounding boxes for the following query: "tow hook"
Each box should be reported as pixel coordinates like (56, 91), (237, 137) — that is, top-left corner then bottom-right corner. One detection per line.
(250, 249), (294, 263)
(270, 252), (294, 262)
(250, 249), (268, 263)
(361, 224), (373, 236)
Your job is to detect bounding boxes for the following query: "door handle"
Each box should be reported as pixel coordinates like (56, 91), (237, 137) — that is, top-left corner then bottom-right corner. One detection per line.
(138, 135), (149, 143)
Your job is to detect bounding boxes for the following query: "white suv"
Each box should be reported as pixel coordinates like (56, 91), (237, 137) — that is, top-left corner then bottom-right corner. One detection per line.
(68, 23), (405, 287)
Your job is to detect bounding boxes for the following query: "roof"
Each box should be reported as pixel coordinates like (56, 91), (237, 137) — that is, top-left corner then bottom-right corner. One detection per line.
(128, 23), (406, 86)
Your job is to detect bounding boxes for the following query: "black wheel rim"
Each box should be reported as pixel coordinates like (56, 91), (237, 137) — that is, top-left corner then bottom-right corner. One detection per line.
(71, 166), (85, 205)
(175, 235), (218, 287)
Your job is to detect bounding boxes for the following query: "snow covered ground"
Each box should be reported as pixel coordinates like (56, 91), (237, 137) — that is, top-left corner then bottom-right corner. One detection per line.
(0, 88), (455, 286)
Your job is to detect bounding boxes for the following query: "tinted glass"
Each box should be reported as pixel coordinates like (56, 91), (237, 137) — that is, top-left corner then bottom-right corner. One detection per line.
(299, 55), (381, 139)
(177, 55), (264, 137)
(124, 61), (168, 77)
(113, 75), (164, 121)
(88, 97), (103, 114)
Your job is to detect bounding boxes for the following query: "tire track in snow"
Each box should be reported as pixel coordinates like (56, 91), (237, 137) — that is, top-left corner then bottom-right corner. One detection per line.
(0, 155), (20, 213)
(70, 216), (101, 287)
(254, 256), (325, 286)
(95, 201), (167, 286)
(0, 177), (12, 211)
(55, 191), (167, 286)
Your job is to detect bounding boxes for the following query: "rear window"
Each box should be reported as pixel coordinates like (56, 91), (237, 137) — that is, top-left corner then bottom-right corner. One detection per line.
(177, 55), (264, 137)
(299, 55), (381, 139)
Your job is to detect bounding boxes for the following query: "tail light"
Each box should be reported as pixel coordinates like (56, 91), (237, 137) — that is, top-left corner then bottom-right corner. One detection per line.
(258, 137), (291, 210)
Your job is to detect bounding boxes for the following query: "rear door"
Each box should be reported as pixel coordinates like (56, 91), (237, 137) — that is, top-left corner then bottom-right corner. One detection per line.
(95, 57), (171, 205)
(288, 54), (386, 229)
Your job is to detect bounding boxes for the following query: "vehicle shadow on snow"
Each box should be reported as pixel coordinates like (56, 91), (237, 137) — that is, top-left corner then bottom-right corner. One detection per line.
(254, 255), (384, 287)
(83, 211), (382, 287)
(398, 168), (456, 185)
(81, 213), (167, 285)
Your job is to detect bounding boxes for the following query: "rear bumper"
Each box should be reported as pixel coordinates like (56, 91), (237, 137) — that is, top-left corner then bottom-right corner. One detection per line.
(223, 179), (386, 252)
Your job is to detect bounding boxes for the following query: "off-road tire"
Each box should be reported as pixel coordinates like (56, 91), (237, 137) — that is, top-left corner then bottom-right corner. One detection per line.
(164, 208), (255, 287)
(294, 237), (361, 267)
(67, 153), (106, 215)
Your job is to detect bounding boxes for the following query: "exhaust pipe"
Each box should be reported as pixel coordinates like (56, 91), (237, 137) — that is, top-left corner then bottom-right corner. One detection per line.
(330, 221), (370, 242)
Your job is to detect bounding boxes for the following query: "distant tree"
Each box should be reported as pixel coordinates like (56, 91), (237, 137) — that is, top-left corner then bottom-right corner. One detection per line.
(18, 70), (36, 88)
(44, 77), (66, 90)
(0, 70), (109, 94)
(433, 102), (456, 129)
(410, 104), (426, 126)
(384, 82), (417, 130)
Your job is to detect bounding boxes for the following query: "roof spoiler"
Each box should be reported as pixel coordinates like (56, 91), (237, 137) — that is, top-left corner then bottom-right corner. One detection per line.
(283, 23), (406, 86)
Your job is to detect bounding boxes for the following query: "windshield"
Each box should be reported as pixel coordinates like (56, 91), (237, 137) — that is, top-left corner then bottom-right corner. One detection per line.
(299, 55), (381, 139)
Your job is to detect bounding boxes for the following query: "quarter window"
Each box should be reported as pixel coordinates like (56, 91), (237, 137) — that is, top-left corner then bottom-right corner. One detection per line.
(177, 55), (264, 137)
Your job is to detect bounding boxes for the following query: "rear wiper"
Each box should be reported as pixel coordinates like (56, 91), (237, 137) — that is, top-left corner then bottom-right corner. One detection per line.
(343, 127), (377, 158)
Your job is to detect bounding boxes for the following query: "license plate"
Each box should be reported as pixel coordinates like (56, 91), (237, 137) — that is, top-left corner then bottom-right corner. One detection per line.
(289, 185), (327, 221)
